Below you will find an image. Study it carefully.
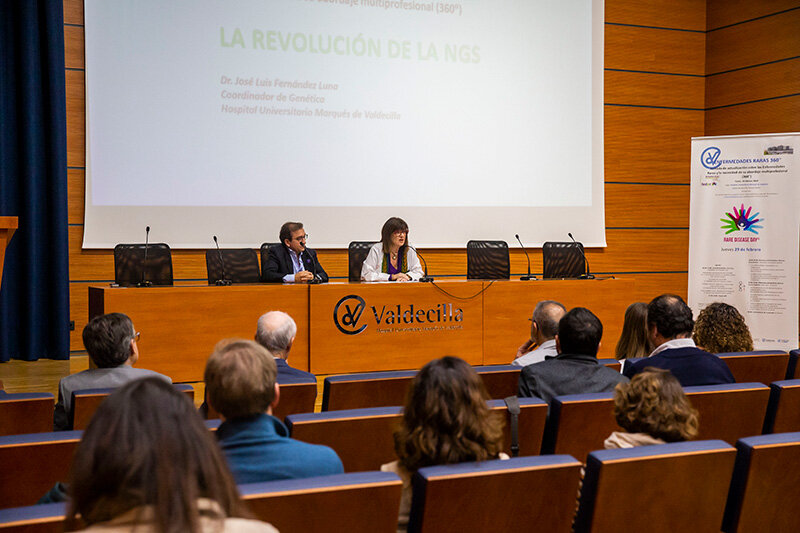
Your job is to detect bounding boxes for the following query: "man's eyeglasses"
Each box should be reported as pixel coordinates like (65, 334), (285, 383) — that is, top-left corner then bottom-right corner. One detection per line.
(132, 332), (141, 342)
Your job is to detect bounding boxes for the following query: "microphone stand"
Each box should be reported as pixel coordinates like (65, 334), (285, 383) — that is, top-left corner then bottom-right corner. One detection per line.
(303, 244), (322, 284)
(137, 226), (152, 287)
(515, 234), (537, 280)
(568, 233), (594, 279)
(409, 245), (434, 282)
(213, 236), (232, 286)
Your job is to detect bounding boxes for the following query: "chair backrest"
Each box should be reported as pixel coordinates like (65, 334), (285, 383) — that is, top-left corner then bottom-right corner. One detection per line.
(487, 398), (548, 457)
(683, 382), (770, 444)
(0, 393), (54, 436)
(258, 243), (280, 282)
(575, 440), (736, 532)
(347, 241), (377, 281)
(598, 358), (622, 372)
(543, 392), (617, 458)
(723, 432), (800, 532)
(322, 371), (416, 411)
(72, 384), (194, 430)
(716, 350), (789, 385)
(0, 431), (82, 509)
(542, 241), (585, 279)
(473, 365), (520, 399)
(408, 455), (582, 533)
(205, 248), (260, 284)
(0, 502), (66, 532)
(241, 471), (402, 533)
(763, 379), (800, 434)
(206, 381), (316, 422)
(466, 240), (510, 280)
(788, 349), (800, 379)
(113, 243), (173, 286)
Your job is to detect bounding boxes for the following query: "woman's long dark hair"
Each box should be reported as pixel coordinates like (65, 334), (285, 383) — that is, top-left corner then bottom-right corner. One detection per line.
(66, 378), (248, 532)
(395, 356), (504, 472)
(380, 217), (410, 253)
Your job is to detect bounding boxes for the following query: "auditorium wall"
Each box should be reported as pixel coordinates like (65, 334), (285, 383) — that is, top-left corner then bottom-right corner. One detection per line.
(62, 0), (800, 353)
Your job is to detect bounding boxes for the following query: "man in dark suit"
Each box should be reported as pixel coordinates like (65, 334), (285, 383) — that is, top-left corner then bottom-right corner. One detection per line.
(255, 310), (316, 383)
(623, 294), (735, 386)
(518, 307), (628, 403)
(263, 221), (328, 283)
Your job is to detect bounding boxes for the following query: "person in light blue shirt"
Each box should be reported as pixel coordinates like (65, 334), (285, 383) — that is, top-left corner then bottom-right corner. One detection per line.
(512, 300), (566, 367)
(205, 339), (343, 484)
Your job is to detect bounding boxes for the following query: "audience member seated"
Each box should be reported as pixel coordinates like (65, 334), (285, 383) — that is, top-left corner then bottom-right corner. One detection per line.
(205, 339), (343, 484)
(605, 368), (699, 449)
(361, 217), (424, 282)
(692, 302), (754, 353)
(65, 378), (277, 532)
(511, 300), (566, 367)
(54, 313), (170, 431)
(255, 310), (315, 382)
(381, 356), (506, 531)
(614, 302), (652, 361)
(518, 308), (628, 403)
(623, 295), (735, 386)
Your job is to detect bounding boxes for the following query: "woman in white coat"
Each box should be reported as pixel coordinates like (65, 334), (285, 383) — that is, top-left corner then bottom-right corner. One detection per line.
(361, 217), (424, 282)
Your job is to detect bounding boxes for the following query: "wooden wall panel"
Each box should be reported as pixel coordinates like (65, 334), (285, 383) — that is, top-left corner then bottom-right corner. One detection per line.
(64, 25), (84, 70)
(65, 70), (84, 168)
(605, 107), (703, 183)
(706, 9), (800, 74)
(706, 58), (800, 108)
(68, 169), (84, 225)
(707, 2), (800, 31)
(606, 25), (705, 74)
(63, 0), (83, 26)
(590, 229), (688, 272)
(605, 183), (689, 227)
(605, 0), (705, 30)
(606, 70), (704, 109)
(706, 95), (800, 135)
(629, 272), (688, 302)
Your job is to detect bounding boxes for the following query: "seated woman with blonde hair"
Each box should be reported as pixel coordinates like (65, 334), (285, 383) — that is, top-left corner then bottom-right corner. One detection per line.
(605, 367), (699, 449)
(66, 378), (277, 533)
(381, 356), (506, 530)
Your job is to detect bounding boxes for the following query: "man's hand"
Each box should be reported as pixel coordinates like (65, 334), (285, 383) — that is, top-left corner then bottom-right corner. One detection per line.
(515, 339), (534, 359)
(391, 273), (411, 282)
(295, 270), (314, 282)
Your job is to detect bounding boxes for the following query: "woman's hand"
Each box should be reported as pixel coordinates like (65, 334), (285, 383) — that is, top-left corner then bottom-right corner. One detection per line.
(391, 273), (411, 282)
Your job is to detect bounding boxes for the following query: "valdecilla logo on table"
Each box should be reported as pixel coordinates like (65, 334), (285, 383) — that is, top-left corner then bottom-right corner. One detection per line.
(333, 294), (464, 335)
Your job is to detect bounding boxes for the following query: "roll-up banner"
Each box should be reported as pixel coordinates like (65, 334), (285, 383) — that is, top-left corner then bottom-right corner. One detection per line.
(689, 133), (799, 350)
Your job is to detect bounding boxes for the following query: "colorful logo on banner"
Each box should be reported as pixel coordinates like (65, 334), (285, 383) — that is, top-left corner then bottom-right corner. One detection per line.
(721, 204), (763, 235)
(702, 146), (722, 169)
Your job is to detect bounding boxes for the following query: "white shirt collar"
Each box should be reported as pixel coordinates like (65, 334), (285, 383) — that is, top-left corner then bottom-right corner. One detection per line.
(649, 337), (696, 357)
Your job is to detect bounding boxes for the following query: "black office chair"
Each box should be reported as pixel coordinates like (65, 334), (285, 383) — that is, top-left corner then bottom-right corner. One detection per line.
(348, 241), (377, 282)
(466, 240), (510, 280)
(542, 242), (585, 279)
(113, 243), (173, 286)
(205, 249), (260, 284)
(259, 243), (280, 282)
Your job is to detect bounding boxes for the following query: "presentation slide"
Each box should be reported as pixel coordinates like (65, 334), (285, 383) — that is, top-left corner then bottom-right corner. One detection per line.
(83, 0), (605, 249)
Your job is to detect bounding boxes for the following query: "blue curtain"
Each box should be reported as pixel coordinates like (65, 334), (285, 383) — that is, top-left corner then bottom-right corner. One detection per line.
(0, 0), (69, 361)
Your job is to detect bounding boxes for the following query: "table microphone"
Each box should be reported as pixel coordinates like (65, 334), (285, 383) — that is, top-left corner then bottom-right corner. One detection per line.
(137, 226), (152, 287)
(515, 234), (536, 280)
(212, 235), (232, 286)
(301, 242), (322, 284)
(568, 232), (594, 279)
(408, 245), (434, 282)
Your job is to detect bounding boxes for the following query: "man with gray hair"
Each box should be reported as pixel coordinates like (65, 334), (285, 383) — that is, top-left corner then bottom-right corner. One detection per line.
(512, 300), (567, 367)
(255, 310), (316, 382)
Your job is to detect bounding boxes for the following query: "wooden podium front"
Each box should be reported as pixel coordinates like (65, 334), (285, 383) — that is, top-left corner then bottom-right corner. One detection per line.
(309, 281), (484, 374)
(0, 217), (18, 291)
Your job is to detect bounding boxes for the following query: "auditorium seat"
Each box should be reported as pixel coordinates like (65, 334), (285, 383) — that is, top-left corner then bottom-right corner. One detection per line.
(575, 440), (737, 532)
(322, 366), (526, 412)
(0, 392), (54, 436)
(787, 349), (800, 379)
(288, 399), (548, 471)
(716, 350), (789, 384)
(205, 381), (316, 422)
(0, 502), (66, 532)
(72, 384), (194, 430)
(722, 432), (800, 532)
(241, 471), (402, 533)
(597, 358), (622, 372)
(762, 379), (800, 434)
(684, 382), (770, 444)
(0, 431), (81, 509)
(542, 392), (617, 459)
(408, 455), (582, 532)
